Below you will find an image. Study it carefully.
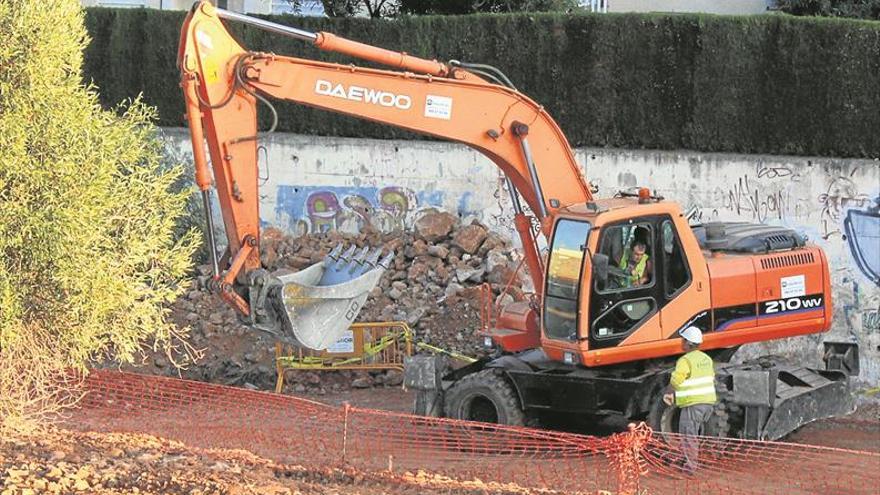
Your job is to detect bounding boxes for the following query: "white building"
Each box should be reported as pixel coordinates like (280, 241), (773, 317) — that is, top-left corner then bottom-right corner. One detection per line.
(80, 0), (326, 16)
(580, 0), (775, 15)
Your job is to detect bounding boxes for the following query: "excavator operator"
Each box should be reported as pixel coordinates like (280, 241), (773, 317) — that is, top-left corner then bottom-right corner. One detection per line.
(618, 240), (651, 287)
(613, 225), (652, 288)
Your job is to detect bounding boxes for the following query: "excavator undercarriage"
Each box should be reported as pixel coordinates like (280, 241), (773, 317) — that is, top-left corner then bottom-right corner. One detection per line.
(406, 341), (859, 441)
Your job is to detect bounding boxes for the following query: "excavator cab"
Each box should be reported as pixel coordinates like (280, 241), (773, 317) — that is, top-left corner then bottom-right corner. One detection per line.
(535, 201), (712, 367)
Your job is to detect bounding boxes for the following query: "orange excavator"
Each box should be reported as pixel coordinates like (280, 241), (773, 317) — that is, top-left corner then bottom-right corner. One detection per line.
(178, 1), (858, 440)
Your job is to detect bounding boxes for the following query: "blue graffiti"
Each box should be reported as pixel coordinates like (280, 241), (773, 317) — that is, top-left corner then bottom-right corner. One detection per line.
(273, 185), (470, 234)
(844, 195), (880, 287)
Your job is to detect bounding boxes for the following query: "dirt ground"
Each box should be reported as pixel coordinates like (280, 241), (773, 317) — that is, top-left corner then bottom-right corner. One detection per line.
(2, 385), (876, 495)
(0, 428), (564, 495)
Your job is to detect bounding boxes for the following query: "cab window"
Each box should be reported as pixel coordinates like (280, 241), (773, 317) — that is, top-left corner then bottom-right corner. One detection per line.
(592, 297), (657, 340)
(661, 220), (691, 297)
(544, 219), (591, 341)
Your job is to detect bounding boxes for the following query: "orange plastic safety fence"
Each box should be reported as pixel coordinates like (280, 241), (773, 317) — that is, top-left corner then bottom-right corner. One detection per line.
(66, 371), (880, 495)
(639, 432), (880, 495)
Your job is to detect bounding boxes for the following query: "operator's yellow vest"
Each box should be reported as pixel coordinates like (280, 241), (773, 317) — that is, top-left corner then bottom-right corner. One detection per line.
(674, 350), (717, 407)
(618, 250), (649, 286)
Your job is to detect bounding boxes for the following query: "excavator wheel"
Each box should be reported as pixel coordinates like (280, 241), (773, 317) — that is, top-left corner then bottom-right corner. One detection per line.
(443, 369), (526, 426)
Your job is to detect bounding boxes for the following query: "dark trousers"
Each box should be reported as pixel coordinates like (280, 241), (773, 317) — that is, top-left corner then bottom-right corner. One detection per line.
(679, 403), (713, 473)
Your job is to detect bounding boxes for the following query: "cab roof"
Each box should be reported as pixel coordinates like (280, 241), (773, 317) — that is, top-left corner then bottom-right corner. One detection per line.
(559, 197), (677, 217)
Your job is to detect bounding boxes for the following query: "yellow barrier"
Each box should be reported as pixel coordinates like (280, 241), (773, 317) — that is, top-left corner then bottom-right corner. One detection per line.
(275, 321), (414, 393)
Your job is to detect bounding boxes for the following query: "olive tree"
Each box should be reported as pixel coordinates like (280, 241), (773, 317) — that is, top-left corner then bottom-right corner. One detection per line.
(0, 0), (198, 430)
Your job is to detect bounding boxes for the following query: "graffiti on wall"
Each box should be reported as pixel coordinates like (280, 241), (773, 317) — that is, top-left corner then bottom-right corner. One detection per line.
(818, 175), (874, 240)
(721, 175), (792, 223)
(274, 185), (460, 236)
(842, 196), (880, 288)
(699, 165), (878, 285)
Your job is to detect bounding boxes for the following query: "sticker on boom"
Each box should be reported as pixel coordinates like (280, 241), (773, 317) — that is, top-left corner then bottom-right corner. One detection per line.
(760, 294), (823, 315)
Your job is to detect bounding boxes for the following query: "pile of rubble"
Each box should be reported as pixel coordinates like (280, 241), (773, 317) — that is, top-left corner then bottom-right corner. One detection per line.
(146, 210), (529, 394)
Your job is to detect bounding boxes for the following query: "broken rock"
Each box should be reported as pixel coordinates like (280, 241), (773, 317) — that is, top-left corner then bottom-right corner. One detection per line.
(453, 224), (488, 254)
(455, 266), (485, 283)
(427, 244), (449, 259)
(352, 376), (373, 389)
(414, 211), (458, 242)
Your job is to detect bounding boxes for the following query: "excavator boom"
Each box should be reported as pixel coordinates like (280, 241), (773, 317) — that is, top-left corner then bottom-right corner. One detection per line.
(178, 1), (591, 346)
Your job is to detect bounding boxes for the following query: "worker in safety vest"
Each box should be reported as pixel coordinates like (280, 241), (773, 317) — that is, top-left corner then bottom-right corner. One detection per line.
(618, 241), (650, 287)
(663, 326), (716, 475)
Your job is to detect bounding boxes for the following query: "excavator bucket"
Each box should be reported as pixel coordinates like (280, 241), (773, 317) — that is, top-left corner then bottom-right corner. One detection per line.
(275, 245), (393, 351)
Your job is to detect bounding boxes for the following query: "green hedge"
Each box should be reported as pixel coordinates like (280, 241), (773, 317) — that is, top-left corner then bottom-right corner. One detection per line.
(82, 8), (880, 158)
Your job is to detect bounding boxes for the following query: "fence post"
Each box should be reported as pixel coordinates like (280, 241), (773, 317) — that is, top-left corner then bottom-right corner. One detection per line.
(341, 402), (351, 464)
(609, 422), (652, 495)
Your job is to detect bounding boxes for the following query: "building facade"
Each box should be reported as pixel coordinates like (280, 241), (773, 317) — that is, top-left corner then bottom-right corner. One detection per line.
(80, 0), (325, 16)
(603, 0), (774, 15)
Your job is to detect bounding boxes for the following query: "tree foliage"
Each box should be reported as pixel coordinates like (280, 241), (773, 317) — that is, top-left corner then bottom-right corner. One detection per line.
(0, 0), (198, 426)
(302, 0), (582, 17)
(777, 0), (880, 19)
(83, 8), (880, 158)
(399, 0), (581, 15)
(284, 0), (396, 17)
(320, 0), (362, 17)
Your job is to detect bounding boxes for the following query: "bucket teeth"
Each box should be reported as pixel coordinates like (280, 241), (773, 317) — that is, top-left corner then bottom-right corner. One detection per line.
(378, 251), (395, 269)
(350, 248), (383, 277)
(364, 248), (382, 268)
(334, 245), (357, 269)
(340, 244), (357, 262)
(325, 244), (343, 263)
(347, 246), (370, 275)
(353, 246), (369, 264)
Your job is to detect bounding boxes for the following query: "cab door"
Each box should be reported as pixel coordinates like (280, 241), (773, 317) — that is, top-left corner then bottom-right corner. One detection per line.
(589, 217), (663, 349)
(657, 215), (711, 337)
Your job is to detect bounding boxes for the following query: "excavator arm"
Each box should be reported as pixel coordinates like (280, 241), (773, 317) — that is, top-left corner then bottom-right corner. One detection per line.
(178, 1), (591, 342)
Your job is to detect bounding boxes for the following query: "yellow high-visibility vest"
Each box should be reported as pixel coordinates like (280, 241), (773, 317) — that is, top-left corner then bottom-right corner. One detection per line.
(671, 350), (717, 408)
(618, 250), (649, 287)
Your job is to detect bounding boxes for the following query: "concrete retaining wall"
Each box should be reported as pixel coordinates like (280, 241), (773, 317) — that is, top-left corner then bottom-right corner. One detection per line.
(164, 128), (879, 383)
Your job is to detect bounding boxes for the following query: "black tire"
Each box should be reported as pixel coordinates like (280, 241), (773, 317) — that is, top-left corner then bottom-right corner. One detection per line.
(443, 369), (526, 426)
(647, 390), (680, 439)
(647, 378), (732, 440)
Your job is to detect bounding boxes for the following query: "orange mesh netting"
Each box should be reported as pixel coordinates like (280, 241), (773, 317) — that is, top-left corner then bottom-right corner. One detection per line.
(66, 371), (880, 495)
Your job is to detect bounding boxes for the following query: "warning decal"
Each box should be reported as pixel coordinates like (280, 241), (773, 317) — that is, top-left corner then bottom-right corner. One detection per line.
(781, 275), (806, 299)
(425, 95), (453, 120)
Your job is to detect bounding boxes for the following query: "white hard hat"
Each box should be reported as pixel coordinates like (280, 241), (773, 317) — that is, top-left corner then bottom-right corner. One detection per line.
(679, 326), (703, 344)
